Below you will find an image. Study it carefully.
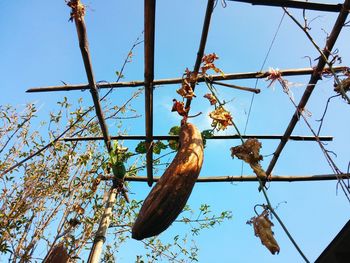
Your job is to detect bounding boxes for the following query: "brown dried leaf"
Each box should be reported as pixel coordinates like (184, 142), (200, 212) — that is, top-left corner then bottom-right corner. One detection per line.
(201, 53), (224, 75)
(248, 210), (280, 255)
(171, 99), (188, 117)
(91, 174), (102, 192)
(209, 106), (233, 131)
(177, 69), (197, 99)
(231, 139), (266, 180)
(67, 0), (86, 22)
(230, 139), (263, 164)
(73, 204), (85, 215)
(203, 93), (217, 105)
(334, 77), (350, 94)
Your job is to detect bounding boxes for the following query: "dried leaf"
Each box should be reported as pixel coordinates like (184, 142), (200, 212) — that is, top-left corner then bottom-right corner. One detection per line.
(177, 69), (197, 99)
(203, 93), (217, 105)
(171, 99), (188, 117)
(230, 139), (266, 180)
(72, 204), (85, 215)
(209, 106), (233, 131)
(67, 0), (86, 22)
(230, 139), (262, 164)
(91, 174), (102, 192)
(201, 53), (224, 75)
(248, 210), (280, 255)
(334, 77), (350, 94)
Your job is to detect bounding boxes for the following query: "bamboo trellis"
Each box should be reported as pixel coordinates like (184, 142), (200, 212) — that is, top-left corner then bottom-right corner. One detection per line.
(25, 0), (350, 262)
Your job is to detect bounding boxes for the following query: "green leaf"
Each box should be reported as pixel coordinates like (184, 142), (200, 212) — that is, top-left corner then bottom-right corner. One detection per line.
(169, 126), (181, 135)
(135, 141), (147, 154)
(201, 129), (214, 139)
(111, 162), (126, 179)
(115, 71), (124, 79)
(153, 141), (168, 154)
(168, 139), (179, 150)
(201, 129), (214, 147)
(168, 126), (181, 150)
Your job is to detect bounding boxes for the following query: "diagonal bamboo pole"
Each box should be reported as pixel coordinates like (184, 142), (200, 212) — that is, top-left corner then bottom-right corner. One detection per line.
(185, 0), (215, 111)
(263, 0), (350, 188)
(67, 1), (123, 262)
(228, 0), (342, 12)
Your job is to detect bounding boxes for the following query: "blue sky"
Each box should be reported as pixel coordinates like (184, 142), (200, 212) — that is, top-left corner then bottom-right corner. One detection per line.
(1, 0), (349, 262)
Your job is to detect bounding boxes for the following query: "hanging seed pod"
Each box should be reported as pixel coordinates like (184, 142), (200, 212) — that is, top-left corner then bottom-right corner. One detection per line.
(132, 122), (204, 240)
(248, 209), (280, 255)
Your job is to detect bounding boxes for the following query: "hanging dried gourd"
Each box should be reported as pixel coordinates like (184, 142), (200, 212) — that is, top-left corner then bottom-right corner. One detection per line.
(132, 122), (204, 240)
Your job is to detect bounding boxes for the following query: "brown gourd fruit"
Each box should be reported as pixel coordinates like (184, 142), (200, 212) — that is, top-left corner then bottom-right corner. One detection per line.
(132, 122), (204, 240)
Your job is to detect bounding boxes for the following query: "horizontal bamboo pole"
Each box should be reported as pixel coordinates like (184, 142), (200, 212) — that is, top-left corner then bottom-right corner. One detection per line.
(26, 66), (348, 93)
(229, 0), (342, 12)
(62, 134), (333, 142)
(124, 173), (350, 183)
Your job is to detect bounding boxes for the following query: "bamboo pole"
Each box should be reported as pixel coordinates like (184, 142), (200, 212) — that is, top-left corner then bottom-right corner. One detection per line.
(87, 189), (117, 263)
(264, 0), (350, 187)
(211, 81), (260, 93)
(144, 0), (156, 186)
(68, 1), (122, 262)
(122, 173), (350, 183)
(26, 66), (348, 93)
(62, 134), (333, 142)
(185, 0), (215, 110)
(70, 0), (112, 153)
(228, 0), (342, 12)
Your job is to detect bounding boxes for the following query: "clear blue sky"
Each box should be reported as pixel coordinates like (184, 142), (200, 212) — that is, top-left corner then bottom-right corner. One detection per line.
(0, 1), (349, 262)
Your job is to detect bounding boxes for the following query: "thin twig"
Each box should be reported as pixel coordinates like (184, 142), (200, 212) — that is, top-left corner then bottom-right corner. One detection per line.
(283, 7), (350, 104)
(316, 94), (340, 135)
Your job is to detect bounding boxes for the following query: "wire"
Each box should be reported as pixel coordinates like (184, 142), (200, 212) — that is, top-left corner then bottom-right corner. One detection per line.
(240, 12), (286, 175)
(244, 12), (285, 134)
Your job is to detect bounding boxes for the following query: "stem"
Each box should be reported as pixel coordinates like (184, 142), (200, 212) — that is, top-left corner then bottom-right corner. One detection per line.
(204, 79), (245, 144)
(258, 179), (310, 262)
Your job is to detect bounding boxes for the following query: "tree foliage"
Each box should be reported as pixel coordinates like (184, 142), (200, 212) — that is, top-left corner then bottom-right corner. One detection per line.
(0, 96), (232, 262)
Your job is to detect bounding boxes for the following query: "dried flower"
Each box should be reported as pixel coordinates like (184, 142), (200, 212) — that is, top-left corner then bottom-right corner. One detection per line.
(209, 106), (233, 131)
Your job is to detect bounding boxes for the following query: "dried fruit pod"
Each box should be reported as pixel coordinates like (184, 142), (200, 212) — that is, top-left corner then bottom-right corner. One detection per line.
(132, 122), (204, 240)
(248, 210), (280, 255)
